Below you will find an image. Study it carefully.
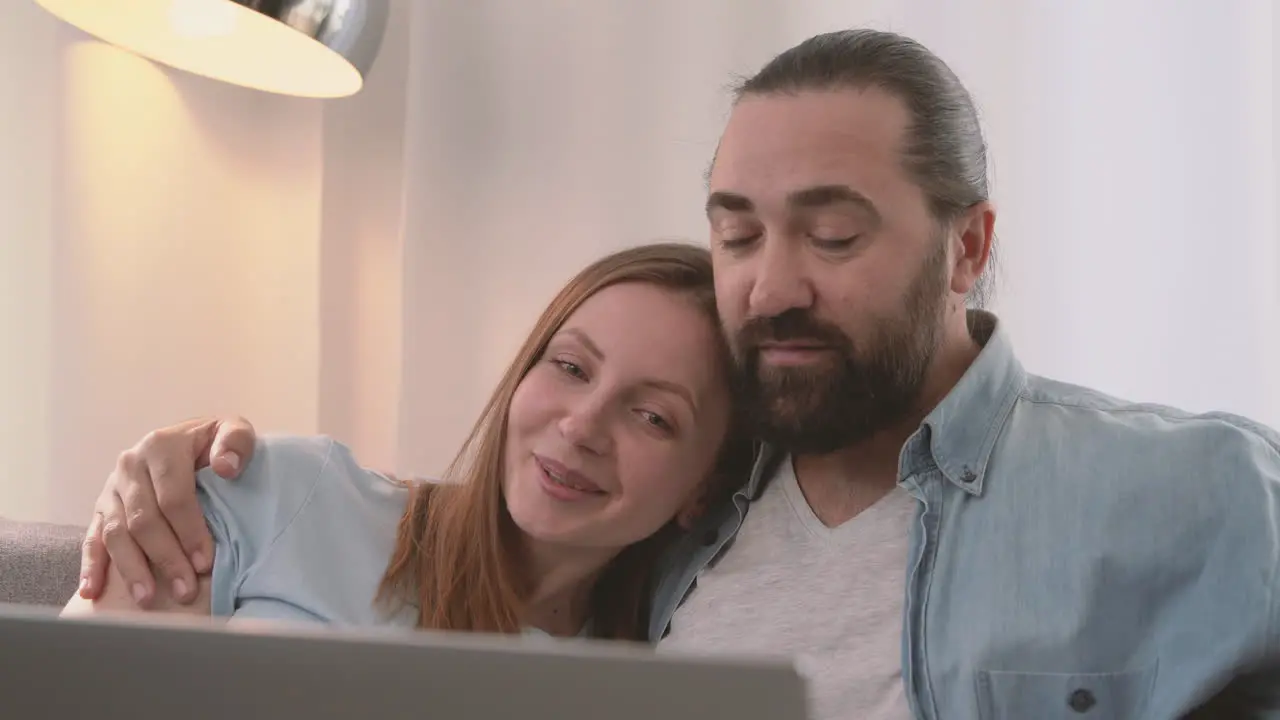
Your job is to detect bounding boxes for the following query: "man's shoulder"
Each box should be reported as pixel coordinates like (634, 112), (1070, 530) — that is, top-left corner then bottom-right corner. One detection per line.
(1011, 374), (1280, 483)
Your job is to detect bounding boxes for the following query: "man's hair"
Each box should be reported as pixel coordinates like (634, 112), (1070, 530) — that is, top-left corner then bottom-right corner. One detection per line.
(733, 29), (996, 307)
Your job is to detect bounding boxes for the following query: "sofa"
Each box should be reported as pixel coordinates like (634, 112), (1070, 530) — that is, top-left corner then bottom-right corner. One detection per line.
(0, 517), (85, 607)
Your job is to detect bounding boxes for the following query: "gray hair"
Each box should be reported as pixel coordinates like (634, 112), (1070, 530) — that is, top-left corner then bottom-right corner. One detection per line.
(733, 29), (997, 307)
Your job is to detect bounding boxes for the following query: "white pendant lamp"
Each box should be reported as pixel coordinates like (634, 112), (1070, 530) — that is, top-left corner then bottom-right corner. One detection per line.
(34, 0), (389, 98)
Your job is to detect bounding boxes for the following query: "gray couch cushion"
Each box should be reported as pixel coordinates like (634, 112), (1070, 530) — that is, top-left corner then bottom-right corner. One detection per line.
(0, 517), (85, 607)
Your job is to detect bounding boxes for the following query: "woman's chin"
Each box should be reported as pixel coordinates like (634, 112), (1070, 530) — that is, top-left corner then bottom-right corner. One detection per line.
(506, 476), (637, 551)
(510, 510), (585, 546)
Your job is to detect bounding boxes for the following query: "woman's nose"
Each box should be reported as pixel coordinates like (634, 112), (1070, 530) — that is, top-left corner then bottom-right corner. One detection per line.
(557, 399), (612, 455)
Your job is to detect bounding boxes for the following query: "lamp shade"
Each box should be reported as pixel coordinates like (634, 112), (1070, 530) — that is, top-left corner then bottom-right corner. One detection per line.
(35, 0), (389, 98)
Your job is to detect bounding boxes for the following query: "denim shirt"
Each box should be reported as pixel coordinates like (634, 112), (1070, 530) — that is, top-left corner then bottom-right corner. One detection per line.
(649, 312), (1280, 719)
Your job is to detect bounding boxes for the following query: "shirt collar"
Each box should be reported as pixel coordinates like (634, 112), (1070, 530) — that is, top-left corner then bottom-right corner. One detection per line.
(914, 311), (1025, 495)
(742, 311), (1025, 499)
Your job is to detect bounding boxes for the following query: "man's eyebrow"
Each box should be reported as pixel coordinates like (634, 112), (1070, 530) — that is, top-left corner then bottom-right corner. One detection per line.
(705, 191), (754, 216)
(705, 185), (882, 226)
(788, 185), (882, 224)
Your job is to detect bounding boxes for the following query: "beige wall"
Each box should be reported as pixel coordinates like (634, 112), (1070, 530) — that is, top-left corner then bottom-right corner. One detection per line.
(46, 34), (325, 525)
(316, 0), (410, 475)
(0, 3), (410, 524)
(0, 3), (58, 522)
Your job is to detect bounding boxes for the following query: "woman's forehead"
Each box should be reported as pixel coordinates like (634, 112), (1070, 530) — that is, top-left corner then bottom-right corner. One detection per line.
(559, 283), (722, 387)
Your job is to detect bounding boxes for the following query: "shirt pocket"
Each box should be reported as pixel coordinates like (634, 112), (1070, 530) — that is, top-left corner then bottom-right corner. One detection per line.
(976, 663), (1158, 720)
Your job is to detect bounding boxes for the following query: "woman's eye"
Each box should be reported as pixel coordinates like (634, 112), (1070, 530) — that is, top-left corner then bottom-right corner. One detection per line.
(554, 359), (588, 380)
(638, 410), (674, 433)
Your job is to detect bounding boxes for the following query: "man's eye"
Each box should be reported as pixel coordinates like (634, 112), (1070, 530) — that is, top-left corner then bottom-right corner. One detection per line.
(719, 234), (760, 250)
(812, 235), (859, 251)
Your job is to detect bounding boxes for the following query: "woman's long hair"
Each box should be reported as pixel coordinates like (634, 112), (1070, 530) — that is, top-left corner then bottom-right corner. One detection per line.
(377, 242), (753, 641)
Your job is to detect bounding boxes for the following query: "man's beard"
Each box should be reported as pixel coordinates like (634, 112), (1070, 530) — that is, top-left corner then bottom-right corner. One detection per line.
(731, 242), (949, 455)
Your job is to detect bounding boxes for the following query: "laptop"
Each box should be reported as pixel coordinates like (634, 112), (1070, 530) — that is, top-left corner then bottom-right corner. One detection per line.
(0, 603), (808, 719)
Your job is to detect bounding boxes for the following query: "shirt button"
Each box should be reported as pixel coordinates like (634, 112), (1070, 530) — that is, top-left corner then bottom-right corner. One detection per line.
(960, 467), (977, 483)
(1067, 688), (1096, 713)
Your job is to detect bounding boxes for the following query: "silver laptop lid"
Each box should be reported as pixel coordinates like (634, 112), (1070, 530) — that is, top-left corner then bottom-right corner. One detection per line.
(0, 604), (808, 720)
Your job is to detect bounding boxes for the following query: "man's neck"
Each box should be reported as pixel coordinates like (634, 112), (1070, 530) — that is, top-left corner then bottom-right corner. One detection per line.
(794, 316), (982, 528)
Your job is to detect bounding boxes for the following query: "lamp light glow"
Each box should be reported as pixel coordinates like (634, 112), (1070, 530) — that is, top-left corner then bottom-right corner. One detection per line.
(35, 0), (388, 98)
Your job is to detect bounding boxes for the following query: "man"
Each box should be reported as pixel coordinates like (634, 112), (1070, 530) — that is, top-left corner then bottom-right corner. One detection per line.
(79, 29), (1278, 718)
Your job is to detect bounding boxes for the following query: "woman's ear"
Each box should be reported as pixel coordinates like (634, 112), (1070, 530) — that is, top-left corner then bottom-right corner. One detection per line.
(676, 487), (711, 530)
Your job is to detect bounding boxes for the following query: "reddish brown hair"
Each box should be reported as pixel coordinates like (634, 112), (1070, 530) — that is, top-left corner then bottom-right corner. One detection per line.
(378, 243), (752, 640)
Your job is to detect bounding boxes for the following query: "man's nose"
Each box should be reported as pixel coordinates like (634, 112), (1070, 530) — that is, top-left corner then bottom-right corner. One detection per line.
(557, 397), (612, 455)
(747, 239), (815, 318)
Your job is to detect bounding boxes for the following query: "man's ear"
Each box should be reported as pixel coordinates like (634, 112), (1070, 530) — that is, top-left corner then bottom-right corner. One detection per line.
(948, 200), (995, 298)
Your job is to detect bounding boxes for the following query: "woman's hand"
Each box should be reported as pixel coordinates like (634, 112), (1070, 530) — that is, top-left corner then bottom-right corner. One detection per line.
(77, 417), (257, 605)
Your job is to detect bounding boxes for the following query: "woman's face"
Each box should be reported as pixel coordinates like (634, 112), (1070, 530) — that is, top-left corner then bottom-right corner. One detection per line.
(503, 282), (732, 554)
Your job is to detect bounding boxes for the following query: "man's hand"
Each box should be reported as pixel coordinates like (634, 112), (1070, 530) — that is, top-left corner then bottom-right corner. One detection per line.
(77, 416), (257, 605)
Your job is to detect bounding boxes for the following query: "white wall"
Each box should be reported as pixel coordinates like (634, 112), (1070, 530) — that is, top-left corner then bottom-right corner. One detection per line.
(986, 0), (1279, 424)
(2, 0), (1276, 523)
(386, 0), (715, 475)
(395, 0), (796, 475)
(391, 0), (1280, 481)
(790, 0), (1279, 425)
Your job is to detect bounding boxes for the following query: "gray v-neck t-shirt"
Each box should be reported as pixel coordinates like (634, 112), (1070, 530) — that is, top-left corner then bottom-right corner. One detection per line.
(658, 457), (916, 720)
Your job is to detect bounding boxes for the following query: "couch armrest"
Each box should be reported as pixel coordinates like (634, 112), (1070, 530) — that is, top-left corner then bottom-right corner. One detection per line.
(0, 517), (86, 606)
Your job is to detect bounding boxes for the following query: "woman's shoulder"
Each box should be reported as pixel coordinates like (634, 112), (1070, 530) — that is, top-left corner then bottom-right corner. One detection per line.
(214, 433), (408, 494)
(197, 435), (413, 562)
(268, 435), (413, 522)
(198, 435), (418, 621)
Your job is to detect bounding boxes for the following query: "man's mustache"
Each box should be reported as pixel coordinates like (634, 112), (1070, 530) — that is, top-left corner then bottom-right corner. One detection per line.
(735, 309), (850, 351)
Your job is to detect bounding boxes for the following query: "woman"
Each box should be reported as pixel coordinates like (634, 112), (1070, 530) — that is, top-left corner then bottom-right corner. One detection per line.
(65, 243), (751, 641)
